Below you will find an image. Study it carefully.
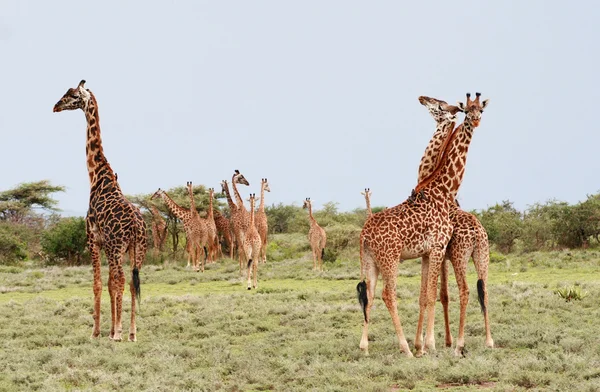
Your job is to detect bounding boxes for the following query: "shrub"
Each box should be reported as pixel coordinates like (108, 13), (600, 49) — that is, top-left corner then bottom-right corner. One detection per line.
(41, 217), (88, 265)
(0, 221), (28, 265)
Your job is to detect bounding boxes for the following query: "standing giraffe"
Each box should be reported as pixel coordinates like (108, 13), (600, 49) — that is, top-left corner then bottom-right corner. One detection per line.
(244, 193), (262, 290)
(149, 204), (168, 254)
(361, 188), (373, 216)
(186, 181), (211, 268)
(255, 178), (271, 263)
(214, 209), (234, 259)
(151, 188), (206, 272)
(53, 80), (146, 342)
(230, 170), (251, 271)
(302, 198), (327, 271)
(205, 188), (220, 260)
(221, 180), (243, 271)
(358, 92), (489, 357)
(417, 95), (493, 356)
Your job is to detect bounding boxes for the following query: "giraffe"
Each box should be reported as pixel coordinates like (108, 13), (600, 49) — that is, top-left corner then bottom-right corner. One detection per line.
(214, 209), (234, 259)
(361, 188), (373, 216)
(302, 198), (327, 271)
(230, 170), (251, 271)
(255, 178), (271, 263)
(417, 95), (493, 356)
(53, 80), (146, 342)
(220, 179), (243, 271)
(244, 193), (262, 289)
(186, 181), (211, 269)
(149, 204), (168, 254)
(357, 92), (489, 357)
(151, 188), (207, 272)
(205, 188), (219, 261)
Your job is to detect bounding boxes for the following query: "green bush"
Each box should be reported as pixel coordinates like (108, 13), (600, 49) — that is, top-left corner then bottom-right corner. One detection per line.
(41, 217), (88, 265)
(0, 222), (28, 265)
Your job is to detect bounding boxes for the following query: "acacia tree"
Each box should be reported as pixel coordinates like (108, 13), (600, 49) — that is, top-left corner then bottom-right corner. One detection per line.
(0, 180), (65, 223)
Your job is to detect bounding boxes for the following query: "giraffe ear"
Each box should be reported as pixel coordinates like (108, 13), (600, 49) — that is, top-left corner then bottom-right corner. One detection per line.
(456, 102), (466, 112)
(481, 99), (490, 110)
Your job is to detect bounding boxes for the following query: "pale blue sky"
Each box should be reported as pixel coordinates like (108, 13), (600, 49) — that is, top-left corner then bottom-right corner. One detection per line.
(1, 1), (598, 215)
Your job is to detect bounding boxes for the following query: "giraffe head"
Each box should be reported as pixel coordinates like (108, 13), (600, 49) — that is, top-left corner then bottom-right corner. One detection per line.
(360, 188), (372, 197)
(53, 80), (92, 113)
(150, 188), (164, 200)
(220, 180), (229, 193)
(249, 193), (256, 208)
(208, 188), (215, 198)
(233, 170), (250, 186)
(302, 198), (311, 209)
(457, 92), (489, 128)
(186, 181), (193, 193)
(261, 178), (271, 193)
(418, 96), (461, 124)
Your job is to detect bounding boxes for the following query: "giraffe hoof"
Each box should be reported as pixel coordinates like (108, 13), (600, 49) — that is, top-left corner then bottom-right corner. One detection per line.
(90, 331), (101, 339)
(128, 333), (137, 342)
(110, 335), (123, 342)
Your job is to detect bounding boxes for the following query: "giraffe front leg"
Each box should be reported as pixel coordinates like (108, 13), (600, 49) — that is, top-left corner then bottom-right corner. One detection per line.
(108, 273), (116, 339)
(440, 258), (453, 349)
(415, 256), (430, 357)
(424, 249), (445, 353)
(90, 242), (102, 339)
(112, 266), (125, 342)
(381, 272), (413, 357)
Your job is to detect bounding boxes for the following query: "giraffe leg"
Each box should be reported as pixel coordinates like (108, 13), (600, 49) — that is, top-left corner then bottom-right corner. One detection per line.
(108, 273), (116, 339)
(129, 278), (137, 342)
(312, 248), (317, 271)
(451, 248), (470, 356)
(415, 255), (430, 357)
(112, 263), (125, 342)
(381, 266), (413, 357)
(440, 257), (453, 348)
(359, 256), (378, 355)
(246, 258), (253, 290)
(89, 241), (102, 339)
(473, 237), (494, 349)
(424, 248), (446, 352)
(253, 252), (258, 289)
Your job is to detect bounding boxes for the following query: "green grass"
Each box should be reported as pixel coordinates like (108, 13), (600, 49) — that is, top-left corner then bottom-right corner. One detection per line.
(1, 250), (600, 391)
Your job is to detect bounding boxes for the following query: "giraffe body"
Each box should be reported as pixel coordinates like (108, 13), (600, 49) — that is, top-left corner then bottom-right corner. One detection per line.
(214, 209), (234, 259)
(303, 198), (327, 271)
(358, 93), (489, 357)
(417, 95), (494, 356)
(254, 178), (271, 263)
(244, 194), (262, 289)
(226, 170), (251, 273)
(53, 80), (146, 342)
(150, 205), (168, 254)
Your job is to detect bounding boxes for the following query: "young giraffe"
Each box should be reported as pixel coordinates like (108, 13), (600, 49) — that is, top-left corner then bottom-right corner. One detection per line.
(151, 188), (206, 272)
(186, 181), (211, 268)
(149, 204), (168, 254)
(417, 95), (493, 356)
(358, 92), (489, 357)
(255, 178), (271, 263)
(302, 198), (327, 271)
(53, 80), (146, 342)
(230, 170), (251, 271)
(213, 209), (234, 259)
(244, 193), (262, 290)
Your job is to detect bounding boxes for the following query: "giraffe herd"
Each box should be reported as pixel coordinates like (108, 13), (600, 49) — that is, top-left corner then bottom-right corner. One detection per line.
(53, 80), (493, 358)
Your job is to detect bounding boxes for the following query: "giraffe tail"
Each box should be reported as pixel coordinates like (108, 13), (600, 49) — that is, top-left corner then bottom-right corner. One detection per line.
(356, 280), (368, 322)
(247, 258), (253, 269)
(132, 267), (141, 305)
(321, 248), (325, 260)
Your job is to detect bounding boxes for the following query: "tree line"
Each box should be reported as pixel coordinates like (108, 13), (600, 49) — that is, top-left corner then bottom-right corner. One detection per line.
(1, 180), (599, 265)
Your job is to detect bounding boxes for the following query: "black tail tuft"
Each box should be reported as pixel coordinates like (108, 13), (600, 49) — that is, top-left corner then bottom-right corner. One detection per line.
(132, 267), (141, 305)
(247, 259), (253, 269)
(477, 279), (486, 313)
(321, 248), (325, 260)
(356, 280), (368, 322)
(203, 246), (208, 259)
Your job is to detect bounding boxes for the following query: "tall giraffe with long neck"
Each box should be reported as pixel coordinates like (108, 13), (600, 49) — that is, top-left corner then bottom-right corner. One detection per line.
(303, 198), (327, 271)
(151, 188), (206, 272)
(230, 170), (251, 271)
(53, 80), (146, 342)
(255, 178), (271, 263)
(417, 95), (493, 356)
(206, 188), (219, 260)
(150, 205), (168, 254)
(186, 181), (210, 268)
(358, 92), (489, 357)
(244, 193), (262, 290)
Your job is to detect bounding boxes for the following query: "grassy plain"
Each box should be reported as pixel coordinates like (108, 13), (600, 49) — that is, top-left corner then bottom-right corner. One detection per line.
(1, 249), (600, 391)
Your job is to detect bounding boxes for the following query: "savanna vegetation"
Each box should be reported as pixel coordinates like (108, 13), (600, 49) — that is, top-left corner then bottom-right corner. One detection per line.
(2, 180), (600, 390)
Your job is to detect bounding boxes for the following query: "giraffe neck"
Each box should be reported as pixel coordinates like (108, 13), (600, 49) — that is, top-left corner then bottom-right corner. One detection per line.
(150, 205), (164, 223)
(415, 120), (473, 198)
(418, 119), (456, 182)
(188, 186), (199, 217)
(222, 183), (237, 211)
(84, 93), (116, 187)
(249, 198), (256, 227)
(232, 176), (247, 211)
(308, 203), (316, 224)
(160, 192), (192, 222)
(365, 195), (372, 216)
(208, 191), (214, 220)
(259, 183), (266, 212)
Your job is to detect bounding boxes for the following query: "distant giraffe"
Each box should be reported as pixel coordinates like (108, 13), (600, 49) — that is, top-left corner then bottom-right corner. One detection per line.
(214, 209), (234, 259)
(361, 188), (372, 216)
(186, 181), (211, 268)
(244, 193), (262, 290)
(255, 178), (271, 263)
(230, 170), (251, 272)
(302, 198), (327, 271)
(417, 95), (493, 356)
(53, 80), (146, 342)
(151, 188), (206, 272)
(149, 205), (168, 254)
(358, 92), (489, 357)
